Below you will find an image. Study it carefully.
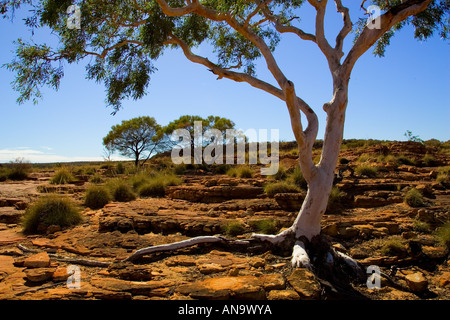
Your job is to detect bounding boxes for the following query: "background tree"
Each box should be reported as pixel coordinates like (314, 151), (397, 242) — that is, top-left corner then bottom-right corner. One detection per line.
(103, 116), (165, 167)
(164, 114), (235, 146)
(3, 0), (448, 278)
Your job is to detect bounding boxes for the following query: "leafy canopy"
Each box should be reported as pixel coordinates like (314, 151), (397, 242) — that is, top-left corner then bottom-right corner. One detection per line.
(103, 116), (166, 165)
(1, 0), (449, 112)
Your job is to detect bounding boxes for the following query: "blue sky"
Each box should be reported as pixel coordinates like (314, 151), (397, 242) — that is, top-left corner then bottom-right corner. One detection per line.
(0, 2), (449, 163)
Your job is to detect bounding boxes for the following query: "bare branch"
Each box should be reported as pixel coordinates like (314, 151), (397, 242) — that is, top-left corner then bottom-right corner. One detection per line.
(343, 0), (433, 78)
(166, 34), (285, 100)
(307, 0), (339, 69)
(334, 0), (352, 57)
(244, 0), (273, 28)
(262, 8), (316, 42)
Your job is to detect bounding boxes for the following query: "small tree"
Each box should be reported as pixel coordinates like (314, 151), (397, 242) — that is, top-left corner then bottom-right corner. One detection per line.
(103, 116), (166, 167)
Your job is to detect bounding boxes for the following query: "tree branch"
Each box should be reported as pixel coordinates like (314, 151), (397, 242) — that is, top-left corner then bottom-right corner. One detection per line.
(343, 0), (433, 78)
(307, 0), (339, 70)
(166, 33), (285, 100)
(334, 0), (352, 57)
(262, 7), (316, 43)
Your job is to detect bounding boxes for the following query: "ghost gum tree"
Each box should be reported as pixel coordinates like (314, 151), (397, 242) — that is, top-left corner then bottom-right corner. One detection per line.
(3, 0), (449, 279)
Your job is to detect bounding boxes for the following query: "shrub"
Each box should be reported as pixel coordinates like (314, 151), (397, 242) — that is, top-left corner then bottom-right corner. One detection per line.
(22, 195), (82, 234)
(412, 219), (431, 233)
(84, 186), (111, 209)
(380, 238), (407, 257)
(174, 163), (187, 175)
(435, 222), (450, 249)
(404, 188), (425, 207)
(50, 168), (75, 185)
(422, 154), (438, 167)
(106, 179), (136, 202)
(227, 166), (253, 178)
(288, 167), (308, 190)
(237, 166), (253, 178)
(397, 155), (416, 166)
(270, 166), (287, 180)
(7, 158), (32, 181)
(226, 167), (238, 177)
(249, 219), (278, 234)
(129, 172), (152, 190)
(222, 221), (246, 236)
(355, 165), (378, 178)
(89, 173), (103, 184)
(116, 162), (125, 174)
(138, 180), (166, 198)
(264, 182), (300, 198)
(327, 187), (344, 214)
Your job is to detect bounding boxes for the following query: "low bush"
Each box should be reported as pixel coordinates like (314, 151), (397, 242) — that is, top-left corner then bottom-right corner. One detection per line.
(50, 168), (75, 185)
(22, 195), (82, 234)
(226, 166), (253, 178)
(7, 158), (32, 181)
(138, 180), (166, 198)
(404, 188), (425, 207)
(412, 219), (431, 233)
(355, 165), (378, 178)
(435, 222), (450, 249)
(287, 167), (308, 190)
(264, 182), (300, 198)
(222, 220), (246, 236)
(327, 186), (344, 214)
(422, 154), (438, 167)
(249, 219), (278, 234)
(106, 179), (136, 202)
(380, 238), (408, 257)
(397, 155), (416, 166)
(84, 186), (111, 209)
(89, 173), (103, 184)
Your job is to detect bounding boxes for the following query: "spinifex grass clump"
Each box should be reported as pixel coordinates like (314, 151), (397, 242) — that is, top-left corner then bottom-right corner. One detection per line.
(249, 219), (278, 234)
(404, 188), (425, 207)
(106, 178), (136, 202)
(137, 173), (182, 198)
(22, 194), (82, 234)
(355, 164), (378, 178)
(222, 220), (246, 236)
(50, 167), (75, 184)
(84, 185), (111, 209)
(264, 181), (300, 198)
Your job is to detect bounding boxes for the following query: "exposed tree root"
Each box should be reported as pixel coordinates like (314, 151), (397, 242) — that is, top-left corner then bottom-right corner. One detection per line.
(18, 232), (367, 298)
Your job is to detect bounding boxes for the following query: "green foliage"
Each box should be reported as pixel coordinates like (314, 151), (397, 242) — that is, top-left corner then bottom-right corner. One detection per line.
(413, 219), (431, 233)
(264, 181), (300, 198)
(3, 0), (448, 112)
(3, 158), (32, 181)
(435, 222), (450, 249)
(436, 166), (450, 187)
(226, 166), (253, 178)
(138, 180), (165, 198)
(327, 186), (344, 214)
(422, 154), (438, 167)
(103, 116), (166, 166)
(84, 185), (111, 209)
(222, 220), (246, 236)
(404, 188), (425, 207)
(249, 219), (278, 234)
(106, 179), (136, 202)
(355, 165), (378, 178)
(396, 155), (416, 166)
(89, 173), (103, 184)
(22, 194), (82, 234)
(130, 171), (181, 198)
(380, 238), (407, 257)
(404, 130), (424, 143)
(287, 166), (308, 190)
(50, 168), (75, 184)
